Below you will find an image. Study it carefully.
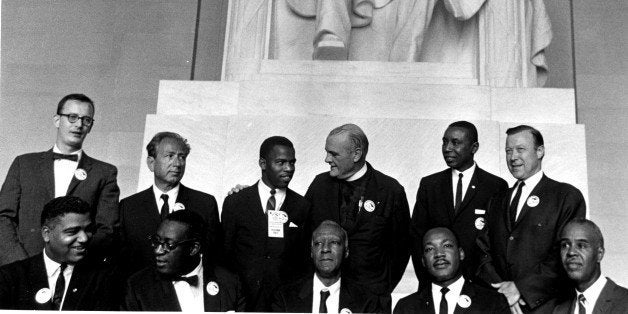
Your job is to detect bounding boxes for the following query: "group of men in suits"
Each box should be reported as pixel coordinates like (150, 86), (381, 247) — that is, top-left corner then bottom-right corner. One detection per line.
(0, 93), (626, 313)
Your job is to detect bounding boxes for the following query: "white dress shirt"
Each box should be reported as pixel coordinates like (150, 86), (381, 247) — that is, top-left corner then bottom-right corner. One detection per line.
(345, 163), (367, 182)
(257, 180), (286, 213)
(52, 145), (81, 198)
(43, 250), (75, 310)
(173, 258), (204, 312)
(451, 163), (476, 207)
(573, 275), (607, 314)
(432, 276), (465, 314)
(510, 170), (543, 220)
(152, 184), (180, 215)
(312, 274), (341, 314)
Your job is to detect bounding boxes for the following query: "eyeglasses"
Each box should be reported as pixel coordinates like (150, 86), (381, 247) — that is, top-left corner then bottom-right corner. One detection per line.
(148, 235), (196, 252)
(58, 113), (94, 126)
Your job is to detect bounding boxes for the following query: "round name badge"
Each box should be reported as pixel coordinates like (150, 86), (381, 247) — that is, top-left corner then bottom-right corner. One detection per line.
(340, 308), (352, 314)
(74, 168), (87, 181)
(274, 210), (289, 224)
(174, 202), (186, 211)
(363, 200), (376, 212)
(35, 288), (52, 304)
(458, 294), (472, 308)
(527, 195), (540, 207)
(474, 217), (486, 230)
(206, 281), (219, 296)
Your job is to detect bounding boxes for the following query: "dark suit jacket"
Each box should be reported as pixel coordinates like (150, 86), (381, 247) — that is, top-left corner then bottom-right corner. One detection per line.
(119, 184), (221, 274)
(271, 276), (382, 313)
(123, 262), (245, 311)
(394, 279), (509, 313)
(477, 174), (586, 312)
(553, 278), (628, 314)
(222, 182), (311, 312)
(411, 166), (508, 282)
(305, 163), (411, 296)
(0, 253), (117, 310)
(0, 150), (119, 265)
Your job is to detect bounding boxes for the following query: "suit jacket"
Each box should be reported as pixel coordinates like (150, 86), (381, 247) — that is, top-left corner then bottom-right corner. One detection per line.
(119, 184), (221, 275)
(123, 262), (245, 311)
(477, 174), (586, 312)
(222, 182), (311, 312)
(411, 166), (508, 282)
(305, 163), (411, 296)
(0, 253), (117, 310)
(553, 278), (628, 314)
(271, 275), (382, 313)
(0, 150), (119, 265)
(393, 279), (509, 313)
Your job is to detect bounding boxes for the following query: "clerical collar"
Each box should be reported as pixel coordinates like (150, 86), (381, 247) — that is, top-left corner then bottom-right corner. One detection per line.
(53, 145), (82, 159)
(345, 163), (368, 182)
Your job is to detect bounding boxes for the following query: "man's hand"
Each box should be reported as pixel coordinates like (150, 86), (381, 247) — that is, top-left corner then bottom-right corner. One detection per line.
(491, 281), (521, 306)
(509, 303), (523, 314)
(227, 184), (249, 195)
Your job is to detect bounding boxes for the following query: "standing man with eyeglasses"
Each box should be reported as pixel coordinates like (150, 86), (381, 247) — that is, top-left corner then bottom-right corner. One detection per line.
(0, 94), (120, 266)
(119, 132), (221, 277)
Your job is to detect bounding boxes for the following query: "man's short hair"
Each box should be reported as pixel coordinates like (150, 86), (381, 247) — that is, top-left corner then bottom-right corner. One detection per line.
(421, 227), (462, 251)
(328, 124), (369, 161)
(56, 94), (95, 115)
(164, 210), (206, 247)
(259, 136), (294, 160)
(41, 196), (93, 226)
(506, 125), (545, 148)
(448, 121), (478, 143)
(146, 132), (191, 158)
(564, 218), (605, 249)
(312, 220), (348, 248)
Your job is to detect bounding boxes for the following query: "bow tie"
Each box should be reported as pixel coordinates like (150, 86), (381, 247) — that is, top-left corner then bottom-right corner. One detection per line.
(53, 153), (78, 162)
(175, 275), (199, 287)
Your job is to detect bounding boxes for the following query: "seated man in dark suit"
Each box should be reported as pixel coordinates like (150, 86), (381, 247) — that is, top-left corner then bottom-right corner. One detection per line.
(0, 196), (116, 310)
(119, 131), (221, 275)
(0, 93), (120, 266)
(553, 218), (628, 314)
(123, 210), (244, 311)
(272, 220), (381, 313)
(222, 136), (311, 312)
(394, 227), (508, 314)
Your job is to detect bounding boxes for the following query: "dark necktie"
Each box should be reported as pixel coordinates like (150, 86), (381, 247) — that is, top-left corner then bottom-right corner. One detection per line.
(160, 194), (169, 220)
(52, 263), (68, 310)
(439, 287), (449, 314)
(509, 181), (525, 225)
(176, 275), (199, 287)
(454, 173), (463, 213)
(319, 290), (330, 313)
(266, 189), (276, 213)
(577, 294), (586, 314)
(53, 152), (78, 162)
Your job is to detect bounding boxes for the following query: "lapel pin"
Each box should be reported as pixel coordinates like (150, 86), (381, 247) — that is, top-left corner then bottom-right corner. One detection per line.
(526, 195), (540, 207)
(340, 308), (352, 314)
(35, 288), (52, 304)
(72, 288), (77, 293)
(74, 168), (87, 181)
(458, 294), (472, 308)
(471, 185), (476, 189)
(206, 281), (219, 296)
(364, 200), (376, 212)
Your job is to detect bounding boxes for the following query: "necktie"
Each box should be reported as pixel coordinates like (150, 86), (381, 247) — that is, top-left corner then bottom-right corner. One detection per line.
(577, 294), (586, 314)
(319, 290), (330, 313)
(53, 153), (78, 162)
(160, 194), (169, 220)
(52, 263), (68, 310)
(439, 287), (449, 314)
(176, 275), (199, 287)
(266, 189), (276, 213)
(509, 181), (525, 225)
(454, 173), (463, 212)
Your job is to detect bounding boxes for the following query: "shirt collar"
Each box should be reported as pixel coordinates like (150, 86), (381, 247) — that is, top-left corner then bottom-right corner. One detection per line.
(579, 275), (607, 307)
(153, 183), (180, 198)
(452, 162), (476, 177)
(43, 249), (74, 278)
(520, 170), (543, 189)
(181, 257), (203, 278)
(53, 145), (82, 159)
(313, 273), (341, 295)
(345, 163), (368, 182)
(431, 275), (465, 298)
(258, 179), (287, 195)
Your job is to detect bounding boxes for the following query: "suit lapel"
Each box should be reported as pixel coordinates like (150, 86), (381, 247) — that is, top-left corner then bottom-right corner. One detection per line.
(457, 169), (480, 217)
(157, 272), (182, 311)
(62, 263), (91, 310)
(142, 187), (162, 227)
(454, 281), (476, 313)
(29, 255), (55, 310)
(66, 153), (93, 195)
(514, 175), (548, 227)
(593, 279), (615, 314)
(203, 264), (221, 311)
(298, 278), (315, 313)
(328, 179), (341, 223)
(441, 170), (455, 222)
(249, 183), (268, 237)
(504, 186), (516, 232)
(338, 282), (355, 312)
(40, 151), (55, 200)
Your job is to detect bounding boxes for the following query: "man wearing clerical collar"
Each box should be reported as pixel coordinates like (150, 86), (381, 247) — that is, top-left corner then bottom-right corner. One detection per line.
(123, 210), (244, 312)
(553, 218), (628, 314)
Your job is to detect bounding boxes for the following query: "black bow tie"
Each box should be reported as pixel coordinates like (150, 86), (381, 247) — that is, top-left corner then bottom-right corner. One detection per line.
(175, 275), (199, 287)
(53, 153), (78, 162)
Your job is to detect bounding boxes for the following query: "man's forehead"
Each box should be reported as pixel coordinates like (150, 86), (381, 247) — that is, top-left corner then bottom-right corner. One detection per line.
(562, 223), (595, 240)
(158, 221), (189, 239)
(313, 225), (343, 239)
(423, 229), (456, 245)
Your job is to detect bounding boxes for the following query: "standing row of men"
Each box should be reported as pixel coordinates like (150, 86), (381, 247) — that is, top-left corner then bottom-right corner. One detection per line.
(0, 93), (626, 313)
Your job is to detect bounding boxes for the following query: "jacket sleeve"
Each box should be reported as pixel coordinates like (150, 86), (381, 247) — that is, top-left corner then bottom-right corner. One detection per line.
(390, 185), (411, 291)
(410, 178), (429, 282)
(221, 195), (238, 272)
(90, 165), (120, 258)
(0, 157), (28, 264)
(475, 196), (504, 285)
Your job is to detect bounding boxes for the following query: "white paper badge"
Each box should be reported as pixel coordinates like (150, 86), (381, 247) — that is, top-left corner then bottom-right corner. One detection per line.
(475, 217), (486, 230)
(527, 195), (540, 207)
(474, 209), (486, 215)
(458, 294), (472, 308)
(35, 288), (52, 304)
(206, 281), (219, 296)
(74, 168), (87, 181)
(173, 203), (185, 211)
(340, 308), (352, 314)
(363, 200), (376, 212)
(268, 210), (288, 238)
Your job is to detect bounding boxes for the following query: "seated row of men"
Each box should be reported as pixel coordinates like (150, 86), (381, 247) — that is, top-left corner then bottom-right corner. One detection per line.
(0, 93), (626, 313)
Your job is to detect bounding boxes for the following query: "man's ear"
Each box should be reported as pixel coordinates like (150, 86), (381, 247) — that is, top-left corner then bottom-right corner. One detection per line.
(53, 115), (60, 128)
(189, 241), (201, 256)
(471, 142), (479, 155)
(344, 247), (349, 259)
(597, 246), (605, 263)
(459, 247), (465, 261)
(42, 225), (51, 243)
(259, 157), (267, 171)
(147, 156), (155, 172)
(536, 145), (545, 159)
(352, 148), (362, 163)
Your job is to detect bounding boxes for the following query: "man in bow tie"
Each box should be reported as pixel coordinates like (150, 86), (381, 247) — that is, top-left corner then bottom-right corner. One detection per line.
(0, 94), (120, 266)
